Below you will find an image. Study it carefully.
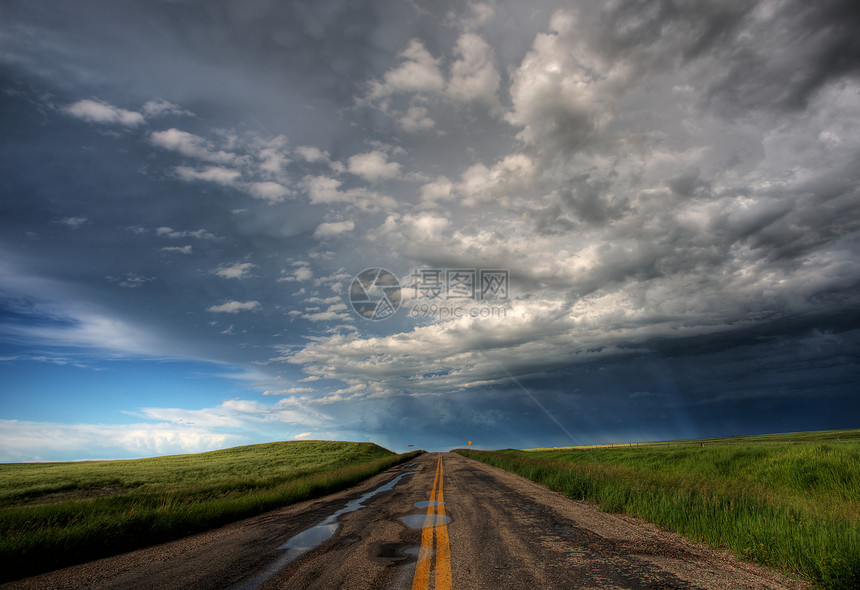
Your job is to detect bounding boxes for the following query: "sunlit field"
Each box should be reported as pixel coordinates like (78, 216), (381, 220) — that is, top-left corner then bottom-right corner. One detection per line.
(0, 441), (421, 582)
(456, 429), (860, 590)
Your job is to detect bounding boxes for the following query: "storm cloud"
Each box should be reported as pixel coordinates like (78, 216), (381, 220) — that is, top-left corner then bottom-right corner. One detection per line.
(1, 0), (858, 460)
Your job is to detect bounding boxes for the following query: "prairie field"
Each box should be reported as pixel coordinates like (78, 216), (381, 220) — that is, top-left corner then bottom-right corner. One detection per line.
(0, 440), (421, 581)
(456, 429), (860, 590)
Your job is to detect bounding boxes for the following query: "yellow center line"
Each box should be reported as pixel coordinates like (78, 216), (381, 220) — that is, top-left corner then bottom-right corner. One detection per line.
(434, 457), (453, 588)
(412, 457), (440, 588)
(411, 454), (452, 590)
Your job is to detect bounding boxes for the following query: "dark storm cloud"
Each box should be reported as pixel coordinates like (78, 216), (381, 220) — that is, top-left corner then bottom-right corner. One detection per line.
(596, 0), (755, 64)
(1, 0), (391, 149)
(4, 0), (372, 89)
(696, 0), (860, 113)
(556, 175), (630, 225)
(2, 0), (859, 459)
(667, 171), (710, 199)
(579, 0), (860, 115)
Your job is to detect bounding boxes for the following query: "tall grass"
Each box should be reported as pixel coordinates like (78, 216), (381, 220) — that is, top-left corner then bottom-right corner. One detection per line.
(0, 441), (422, 582)
(456, 430), (860, 590)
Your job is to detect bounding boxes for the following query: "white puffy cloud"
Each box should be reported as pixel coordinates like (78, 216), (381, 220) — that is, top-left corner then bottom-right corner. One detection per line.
(155, 227), (218, 240)
(138, 397), (331, 429)
(398, 105), (435, 133)
(302, 175), (396, 210)
(175, 169), (289, 202)
(294, 266), (313, 281)
(175, 165), (241, 186)
(365, 33), (502, 129)
(446, 33), (501, 111)
(295, 145), (330, 163)
(279, 265), (314, 283)
(280, 299), (573, 394)
(281, 268), (815, 397)
(141, 98), (193, 118)
(304, 176), (349, 203)
(65, 97), (192, 128)
(367, 39), (445, 100)
(383, 212), (450, 243)
(456, 154), (536, 205)
(57, 216), (88, 229)
(246, 181), (290, 202)
(253, 134), (290, 175)
(206, 300), (261, 313)
(151, 126), (298, 202)
(419, 176), (454, 205)
(151, 129), (238, 164)
(314, 220), (355, 239)
(0, 419), (241, 462)
(160, 245), (193, 254)
(64, 99), (145, 126)
(134, 398), (330, 440)
(212, 262), (256, 279)
(347, 151), (401, 181)
(505, 9), (619, 153)
(302, 303), (351, 322)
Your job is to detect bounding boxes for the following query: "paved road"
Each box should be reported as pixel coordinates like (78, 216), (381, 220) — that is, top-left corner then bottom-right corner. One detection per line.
(5, 452), (806, 590)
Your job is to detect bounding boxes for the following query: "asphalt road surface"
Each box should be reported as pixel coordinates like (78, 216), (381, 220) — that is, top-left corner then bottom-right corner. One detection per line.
(5, 452), (807, 590)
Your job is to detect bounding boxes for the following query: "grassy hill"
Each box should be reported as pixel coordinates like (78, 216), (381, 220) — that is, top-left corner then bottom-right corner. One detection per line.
(522, 427), (860, 450)
(0, 440), (421, 581)
(456, 429), (860, 590)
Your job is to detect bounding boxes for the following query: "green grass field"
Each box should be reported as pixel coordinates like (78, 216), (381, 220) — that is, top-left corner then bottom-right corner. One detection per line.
(0, 440), (421, 582)
(455, 429), (860, 590)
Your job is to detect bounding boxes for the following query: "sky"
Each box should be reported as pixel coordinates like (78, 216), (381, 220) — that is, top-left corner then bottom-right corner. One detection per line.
(1, 0), (859, 462)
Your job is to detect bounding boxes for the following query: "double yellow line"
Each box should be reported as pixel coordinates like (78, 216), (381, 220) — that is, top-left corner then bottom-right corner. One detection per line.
(411, 454), (452, 590)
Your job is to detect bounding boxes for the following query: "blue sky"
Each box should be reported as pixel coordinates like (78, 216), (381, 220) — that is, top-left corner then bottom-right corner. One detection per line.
(1, 0), (859, 461)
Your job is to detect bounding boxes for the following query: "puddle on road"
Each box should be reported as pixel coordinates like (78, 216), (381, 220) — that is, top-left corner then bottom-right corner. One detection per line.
(280, 523), (338, 551)
(399, 513), (452, 529)
(230, 470), (417, 590)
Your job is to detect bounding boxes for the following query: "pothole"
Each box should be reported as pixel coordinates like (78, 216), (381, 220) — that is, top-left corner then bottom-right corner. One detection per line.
(369, 542), (420, 566)
(399, 513), (452, 529)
